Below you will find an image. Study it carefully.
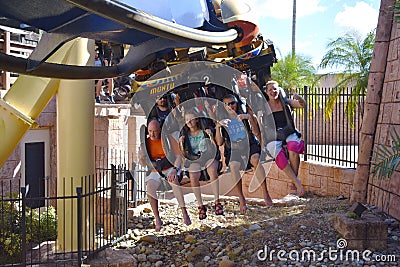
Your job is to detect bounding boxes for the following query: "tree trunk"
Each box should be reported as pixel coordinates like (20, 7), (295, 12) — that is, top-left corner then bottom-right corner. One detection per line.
(292, 0), (296, 56)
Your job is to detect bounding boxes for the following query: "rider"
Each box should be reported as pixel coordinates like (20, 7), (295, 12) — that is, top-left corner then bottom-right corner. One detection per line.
(138, 119), (191, 231)
(215, 94), (273, 213)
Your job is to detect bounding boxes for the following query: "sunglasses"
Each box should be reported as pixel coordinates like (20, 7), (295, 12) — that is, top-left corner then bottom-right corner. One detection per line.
(224, 101), (237, 106)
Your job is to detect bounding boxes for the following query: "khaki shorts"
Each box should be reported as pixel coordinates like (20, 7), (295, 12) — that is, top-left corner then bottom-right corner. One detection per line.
(145, 168), (173, 184)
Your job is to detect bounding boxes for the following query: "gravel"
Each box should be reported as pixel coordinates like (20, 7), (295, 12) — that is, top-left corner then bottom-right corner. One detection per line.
(112, 194), (400, 267)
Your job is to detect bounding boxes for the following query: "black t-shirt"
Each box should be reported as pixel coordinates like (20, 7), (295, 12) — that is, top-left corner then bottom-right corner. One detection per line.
(272, 110), (287, 128)
(148, 106), (170, 124)
(156, 107), (170, 122)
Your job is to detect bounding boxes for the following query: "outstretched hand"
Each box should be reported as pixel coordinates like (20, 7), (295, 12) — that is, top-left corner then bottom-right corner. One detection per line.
(217, 119), (230, 127)
(167, 169), (179, 183)
(237, 114), (250, 122)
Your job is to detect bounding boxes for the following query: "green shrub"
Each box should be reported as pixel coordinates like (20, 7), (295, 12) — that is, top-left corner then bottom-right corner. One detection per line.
(28, 206), (58, 243)
(0, 195), (23, 263)
(0, 196), (57, 264)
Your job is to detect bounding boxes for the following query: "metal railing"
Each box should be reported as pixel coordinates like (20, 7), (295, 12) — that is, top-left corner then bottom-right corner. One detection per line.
(293, 86), (365, 169)
(0, 164), (129, 266)
(128, 164), (148, 206)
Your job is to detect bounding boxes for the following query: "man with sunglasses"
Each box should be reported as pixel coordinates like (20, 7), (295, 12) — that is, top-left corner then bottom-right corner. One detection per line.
(215, 94), (273, 213)
(149, 95), (171, 124)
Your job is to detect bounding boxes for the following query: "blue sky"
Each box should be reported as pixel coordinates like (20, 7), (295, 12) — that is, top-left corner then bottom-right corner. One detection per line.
(246, 0), (380, 73)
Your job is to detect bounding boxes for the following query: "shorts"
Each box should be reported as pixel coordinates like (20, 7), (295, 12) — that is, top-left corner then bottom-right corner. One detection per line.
(224, 142), (261, 169)
(145, 168), (174, 184)
(184, 147), (221, 169)
(266, 132), (302, 158)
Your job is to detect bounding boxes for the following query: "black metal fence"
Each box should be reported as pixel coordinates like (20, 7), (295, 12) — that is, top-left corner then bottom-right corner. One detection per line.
(0, 164), (129, 266)
(128, 165), (148, 206)
(293, 86), (365, 169)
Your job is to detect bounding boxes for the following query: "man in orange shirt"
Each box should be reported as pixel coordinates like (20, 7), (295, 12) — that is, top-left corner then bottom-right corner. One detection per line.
(138, 119), (191, 231)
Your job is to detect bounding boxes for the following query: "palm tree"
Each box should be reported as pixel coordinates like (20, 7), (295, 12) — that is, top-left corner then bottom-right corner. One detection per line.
(292, 0), (296, 55)
(271, 53), (316, 90)
(271, 53), (319, 119)
(318, 30), (375, 128)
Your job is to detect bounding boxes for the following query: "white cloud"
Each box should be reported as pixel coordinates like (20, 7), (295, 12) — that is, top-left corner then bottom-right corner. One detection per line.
(247, 0), (326, 21)
(297, 40), (313, 50)
(334, 1), (378, 36)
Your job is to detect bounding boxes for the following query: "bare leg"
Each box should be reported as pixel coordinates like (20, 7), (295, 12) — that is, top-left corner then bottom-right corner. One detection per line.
(207, 159), (224, 215)
(250, 153), (272, 207)
(146, 180), (162, 231)
(206, 160), (220, 203)
(229, 161), (246, 214)
(169, 180), (191, 226)
(107, 78), (114, 96)
(95, 79), (102, 101)
(95, 80), (101, 97)
(107, 78), (115, 103)
(189, 163), (203, 206)
(288, 151), (300, 193)
(282, 164), (304, 197)
(288, 151), (300, 176)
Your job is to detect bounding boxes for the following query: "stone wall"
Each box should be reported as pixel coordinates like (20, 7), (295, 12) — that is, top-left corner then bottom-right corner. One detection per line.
(240, 161), (355, 200)
(352, 0), (400, 221)
(367, 9), (400, 219)
(94, 104), (146, 170)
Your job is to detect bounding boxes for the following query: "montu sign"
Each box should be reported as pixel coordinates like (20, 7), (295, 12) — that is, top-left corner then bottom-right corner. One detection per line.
(131, 62), (227, 98)
(131, 73), (184, 97)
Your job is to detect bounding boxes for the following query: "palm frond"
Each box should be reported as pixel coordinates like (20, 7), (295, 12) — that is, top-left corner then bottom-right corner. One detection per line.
(371, 127), (400, 179)
(324, 73), (357, 122)
(345, 80), (367, 128)
(319, 31), (372, 127)
(394, 0), (400, 26)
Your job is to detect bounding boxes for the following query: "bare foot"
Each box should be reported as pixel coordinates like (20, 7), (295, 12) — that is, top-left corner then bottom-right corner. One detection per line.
(297, 185), (305, 197)
(155, 219), (163, 232)
(264, 196), (273, 207)
(183, 214), (192, 226)
(290, 183), (297, 194)
(239, 200), (247, 214)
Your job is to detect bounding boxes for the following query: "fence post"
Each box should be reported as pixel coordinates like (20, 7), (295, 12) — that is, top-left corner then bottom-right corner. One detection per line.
(131, 162), (137, 206)
(111, 164), (116, 215)
(304, 85), (308, 161)
(20, 187), (27, 266)
(123, 165), (128, 235)
(76, 187), (83, 266)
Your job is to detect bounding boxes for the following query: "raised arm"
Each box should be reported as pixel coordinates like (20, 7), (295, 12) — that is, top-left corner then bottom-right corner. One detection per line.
(288, 93), (306, 108)
(246, 106), (261, 139)
(238, 107), (260, 140)
(214, 121), (224, 147)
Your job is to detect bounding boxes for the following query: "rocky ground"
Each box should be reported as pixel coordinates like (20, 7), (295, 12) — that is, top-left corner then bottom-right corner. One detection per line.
(86, 194), (400, 267)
